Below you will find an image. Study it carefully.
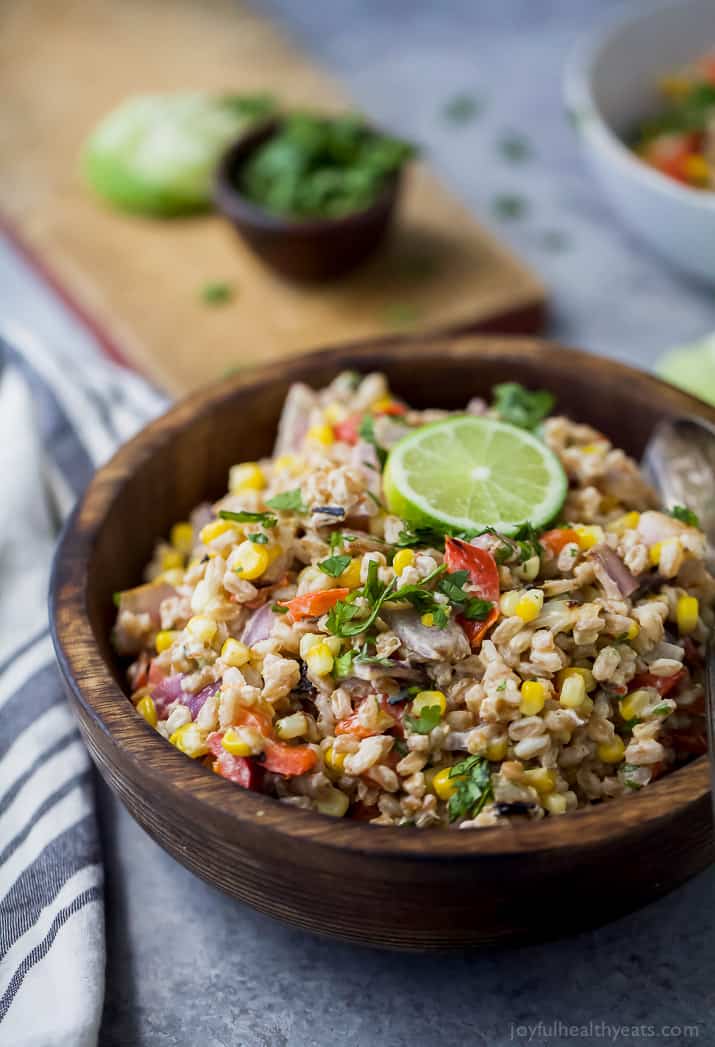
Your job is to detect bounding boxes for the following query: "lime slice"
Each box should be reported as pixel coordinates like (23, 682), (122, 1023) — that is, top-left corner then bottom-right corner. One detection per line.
(383, 415), (567, 535)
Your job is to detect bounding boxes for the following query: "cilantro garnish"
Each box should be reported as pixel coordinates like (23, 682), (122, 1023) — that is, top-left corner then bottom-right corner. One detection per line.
(201, 281), (233, 305)
(248, 532), (269, 544)
(492, 382), (554, 431)
(333, 649), (354, 679)
(265, 488), (307, 513)
(318, 554), (352, 578)
(404, 704), (442, 735)
(511, 521), (544, 562)
(358, 413), (388, 469)
(670, 505), (700, 528)
(271, 603), (289, 614)
(219, 509), (276, 527)
(446, 755), (493, 822)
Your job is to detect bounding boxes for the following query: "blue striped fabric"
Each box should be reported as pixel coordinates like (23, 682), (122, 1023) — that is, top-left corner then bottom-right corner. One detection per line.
(0, 331), (165, 1045)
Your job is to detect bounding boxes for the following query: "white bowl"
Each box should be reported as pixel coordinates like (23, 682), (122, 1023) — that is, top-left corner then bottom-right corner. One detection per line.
(564, 0), (715, 284)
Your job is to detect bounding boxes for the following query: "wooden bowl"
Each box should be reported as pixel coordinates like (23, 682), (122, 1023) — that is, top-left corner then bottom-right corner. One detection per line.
(213, 120), (402, 281)
(50, 335), (714, 950)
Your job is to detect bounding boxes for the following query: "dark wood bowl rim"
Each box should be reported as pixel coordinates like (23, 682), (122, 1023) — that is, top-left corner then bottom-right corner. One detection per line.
(50, 335), (712, 861)
(213, 118), (402, 235)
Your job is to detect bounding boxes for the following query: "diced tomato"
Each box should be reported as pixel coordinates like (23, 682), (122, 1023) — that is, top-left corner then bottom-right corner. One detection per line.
(213, 750), (264, 791)
(460, 606), (500, 647)
(642, 133), (700, 184)
(278, 588), (350, 622)
(335, 700), (397, 740)
(630, 669), (687, 698)
(376, 402), (407, 416)
(541, 528), (576, 557)
(333, 412), (362, 445)
(444, 537), (500, 600)
(147, 659), (166, 687)
(129, 652), (150, 691)
(262, 740), (317, 776)
(444, 537), (500, 647)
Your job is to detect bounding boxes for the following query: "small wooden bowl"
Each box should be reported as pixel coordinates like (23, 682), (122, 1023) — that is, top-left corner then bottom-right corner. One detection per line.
(50, 335), (714, 950)
(213, 120), (402, 281)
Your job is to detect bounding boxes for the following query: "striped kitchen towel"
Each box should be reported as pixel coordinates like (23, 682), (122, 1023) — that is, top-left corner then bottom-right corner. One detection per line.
(0, 325), (165, 1046)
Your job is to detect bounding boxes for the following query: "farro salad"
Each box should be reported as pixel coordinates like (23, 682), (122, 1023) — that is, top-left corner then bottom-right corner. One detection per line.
(114, 372), (713, 828)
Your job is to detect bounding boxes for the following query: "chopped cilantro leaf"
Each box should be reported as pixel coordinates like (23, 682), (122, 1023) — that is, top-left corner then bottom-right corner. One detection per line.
(333, 649), (354, 679)
(319, 554), (352, 578)
(265, 488), (307, 513)
(404, 704), (442, 735)
(358, 413), (388, 469)
(219, 509), (276, 527)
(201, 281), (233, 305)
(492, 382), (555, 431)
(446, 755), (493, 822)
(248, 532), (269, 544)
(271, 603), (289, 614)
(670, 505), (700, 528)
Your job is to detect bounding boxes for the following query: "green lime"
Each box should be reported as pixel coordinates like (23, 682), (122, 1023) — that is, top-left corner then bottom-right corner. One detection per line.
(657, 334), (715, 407)
(83, 92), (275, 217)
(383, 415), (567, 536)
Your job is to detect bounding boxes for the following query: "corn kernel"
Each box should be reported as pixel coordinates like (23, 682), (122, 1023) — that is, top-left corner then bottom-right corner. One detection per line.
(574, 525), (604, 551)
(412, 690), (447, 717)
(543, 792), (567, 815)
(421, 612), (435, 627)
(684, 154), (710, 187)
(274, 453), (301, 473)
(393, 548), (416, 576)
(275, 712), (309, 740)
(627, 621), (640, 640)
(299, 633), (341, 659)
(229, 462), (265, 493)
(338, 558), (362, 589)
(597, 737), (625, 764)
(186, 615), (218, 645)
(619, 688), (652, 722)
(221, 638), (251, 667)
(315, 785), (350, 817)
(660, 74), (690, 100)
(515, 589), (544, 622)
(323, 402), (348, 425)
(676, 595), (699, 635)
(305, 642), (335, 676)
(649, 541), (662, 566)
(200, 519), (236, 545)
(371, 396), (396, 413)
(324, 746), (346, 774)
(559, 673), (586, 708)
(306, 423), (335, 447)
(432, 766), (460, 800)
(136, 695), (158, 728)
(580, 443), (600, 454)
(155, 630), (177, 654)
(523, 767), (556, 794)
(222, 726), (264, 757)
(170, 522), (194, 554)
(233, 540), (270, 581)
(607, 511), (640, 534)
(500, 590), (521, 617)
(520, 680), (546, 716)
(161, 549), (184, 571)
(486, 736), (508, 762)
(169, 722), (209, 758)
(557, 667), (596, 693)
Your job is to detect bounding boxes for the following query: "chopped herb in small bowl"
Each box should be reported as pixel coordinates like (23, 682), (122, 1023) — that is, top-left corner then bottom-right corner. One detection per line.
(214, 113), (416, 281)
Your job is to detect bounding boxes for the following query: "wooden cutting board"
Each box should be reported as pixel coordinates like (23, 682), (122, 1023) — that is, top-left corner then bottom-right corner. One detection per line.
(0, 0), (545, 395)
